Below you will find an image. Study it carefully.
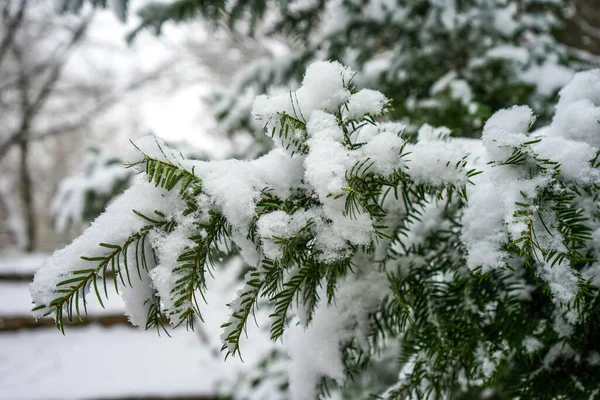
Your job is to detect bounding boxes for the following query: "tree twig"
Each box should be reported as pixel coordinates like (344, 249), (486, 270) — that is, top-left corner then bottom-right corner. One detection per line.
(0, 14), (92, 162)
(0, 0), (28, 68)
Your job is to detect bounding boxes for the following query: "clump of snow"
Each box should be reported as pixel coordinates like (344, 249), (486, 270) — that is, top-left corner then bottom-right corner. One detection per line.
(534, 136), (599, 184)
(543, 342), (577, 368)
(588, 352), (600, 366)
(493, 3), (518, 36)
(191, 148), (305, 231)
(252, 61), (354, 153)
(417, 124), (451, 142)
(462, 106), (539, 271)
(354, 121), (406, 144)
(553, 310), (575, 338)
(360, 131), (405, 177)
(256, 210), (316, 260)
(306, 110), (344, 142)
(448, 80), (474, 105)
(299, 61), (354, 113)
(463, 70), (600, 306)
(540, 262), (579, 305)
(461, 186), (508, 271)
(430, 71), (458, 97)
(320, 206), (373, 248)
(550, 101), (600, 148)
(304, 135), (357, 202)
(529, 69), (600, 184)
(554, 69), (600, 110)
(256, 211), (294, 260)
(546, 69), (600, 148)
(403, 140), (469, 186)
(481, 105), (535, 162)
(345, 89), (388, 120)
(120, 266), (155, 327)
(147, 213), (199, 325)
(285, 270), (388, 400)
(476, 345), (503, 379)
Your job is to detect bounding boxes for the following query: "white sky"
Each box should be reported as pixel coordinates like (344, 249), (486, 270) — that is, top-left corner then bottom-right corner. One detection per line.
(66, 6), (237, 159)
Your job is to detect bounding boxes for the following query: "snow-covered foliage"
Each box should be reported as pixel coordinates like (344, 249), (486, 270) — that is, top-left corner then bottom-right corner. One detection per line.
(212, 0), (576, 141)
(63, 0), (576, 143)
(32, 62), (600, 398)
(52, 147), (133, 233)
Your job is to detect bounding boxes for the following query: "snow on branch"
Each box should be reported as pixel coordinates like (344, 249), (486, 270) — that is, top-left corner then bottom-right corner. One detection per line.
(31, 62), (600, 399)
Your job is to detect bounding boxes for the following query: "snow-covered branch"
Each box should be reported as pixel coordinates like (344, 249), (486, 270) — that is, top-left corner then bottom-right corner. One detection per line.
(31, 61), (600, 399)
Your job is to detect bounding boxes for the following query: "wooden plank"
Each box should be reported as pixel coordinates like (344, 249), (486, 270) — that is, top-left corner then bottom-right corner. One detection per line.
(87, 396), (220, 400)
(0, 272), (115, 282)
(0, 314), (132, 331)
(0, 272), (33, 282)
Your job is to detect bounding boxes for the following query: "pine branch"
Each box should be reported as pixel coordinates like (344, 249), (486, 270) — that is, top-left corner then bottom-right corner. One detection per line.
(269, 259), (321, 340)
(33, 210), (171, 333)
(221, 269), (264, 359)
(169, 212), (230, 329)
(267, 111), (309, 155)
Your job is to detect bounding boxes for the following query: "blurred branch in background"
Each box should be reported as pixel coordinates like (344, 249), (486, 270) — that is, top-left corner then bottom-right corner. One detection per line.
(0, 1), (88, 251)
(2, 9), (90, 252)
(0, 1), (174, 252)
(0, 0), (27, 67)
(0, 14), (91, 161)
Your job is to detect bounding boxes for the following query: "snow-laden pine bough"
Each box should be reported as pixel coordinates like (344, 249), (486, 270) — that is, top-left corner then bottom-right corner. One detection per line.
(31, 62), (600, 399)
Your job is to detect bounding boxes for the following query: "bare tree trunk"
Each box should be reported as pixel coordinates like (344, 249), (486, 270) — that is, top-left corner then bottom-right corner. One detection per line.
(18, 138), (35, 252)
(12, 39), (35, 251)
(561, 0), (600, 56)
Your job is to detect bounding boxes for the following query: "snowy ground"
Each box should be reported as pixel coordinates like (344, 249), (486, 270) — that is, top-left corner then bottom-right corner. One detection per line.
(0, 327), (220, 400)
(0, 252), (50, 276)
(0, 253), (274, 400)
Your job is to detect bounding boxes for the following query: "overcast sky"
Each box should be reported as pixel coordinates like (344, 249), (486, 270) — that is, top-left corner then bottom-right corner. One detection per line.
(65, 6), (237, 159)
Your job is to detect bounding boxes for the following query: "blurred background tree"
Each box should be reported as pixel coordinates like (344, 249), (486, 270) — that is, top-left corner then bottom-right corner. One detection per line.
(0, 0), (178, 252)
(73, 0), (596, 139)
(0, 0), (238, 252)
